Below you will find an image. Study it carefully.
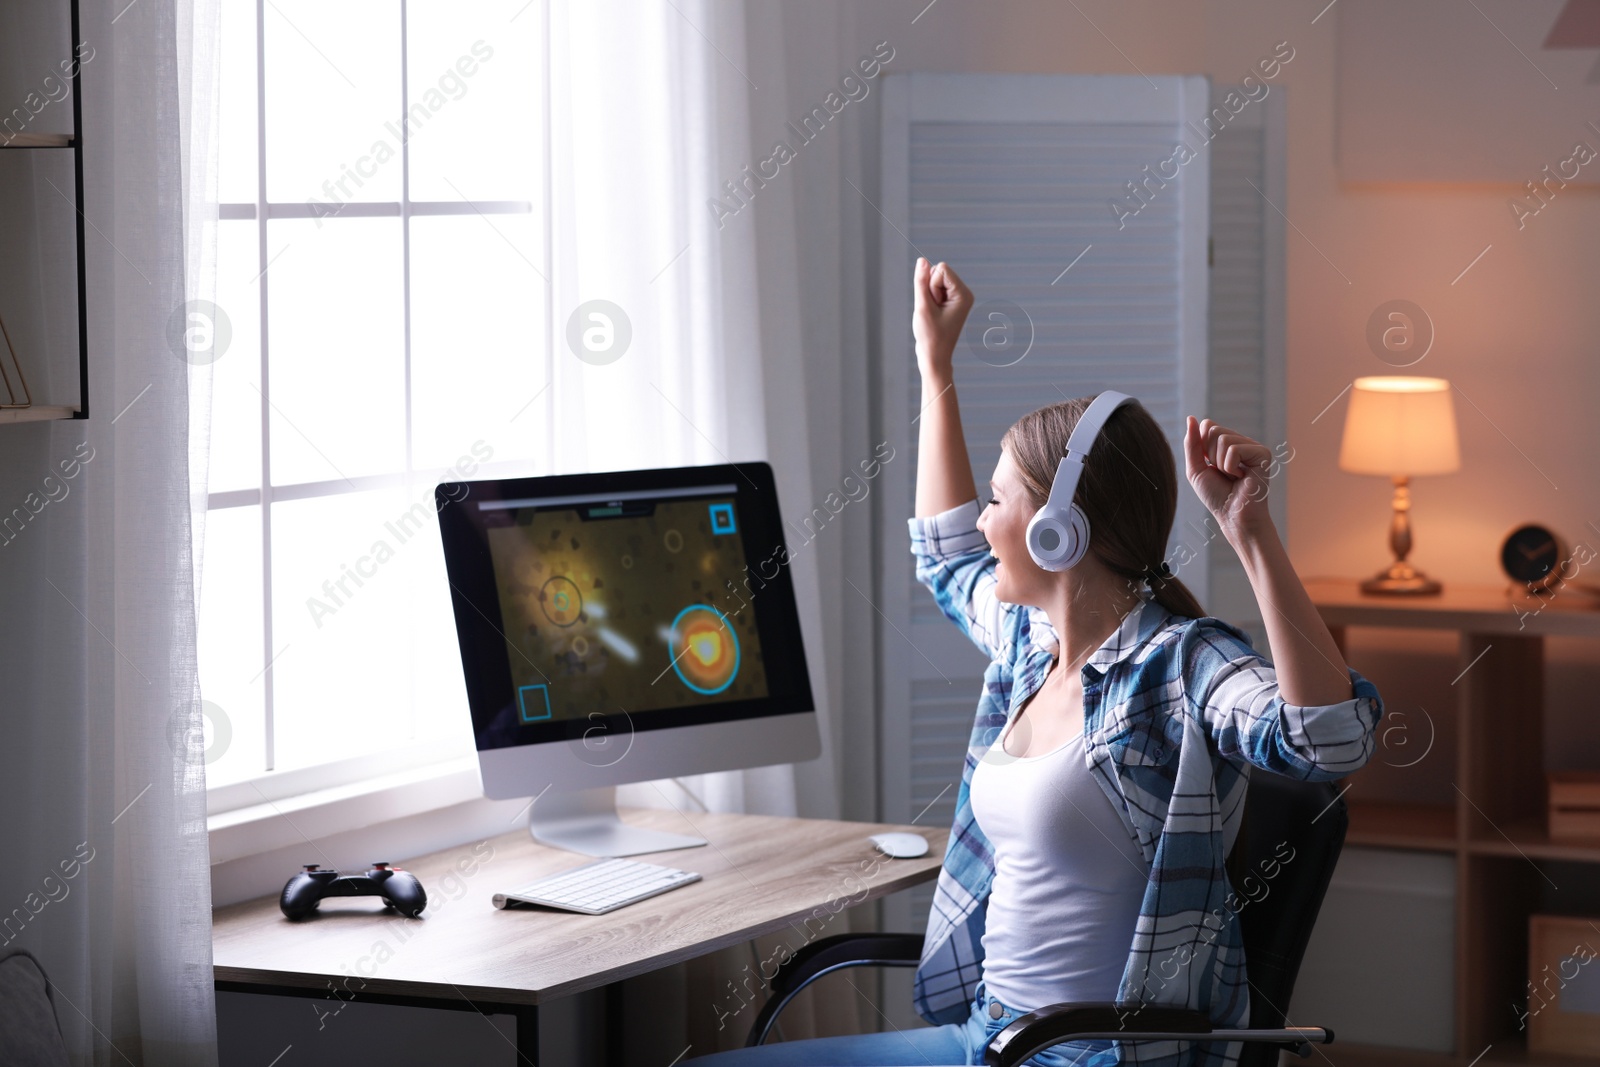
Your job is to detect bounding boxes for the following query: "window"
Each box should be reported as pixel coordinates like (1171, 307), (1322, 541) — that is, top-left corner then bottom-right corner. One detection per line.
(200, 0), (549, 809)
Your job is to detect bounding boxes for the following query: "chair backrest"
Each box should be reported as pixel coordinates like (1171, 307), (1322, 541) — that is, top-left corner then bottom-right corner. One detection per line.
(0, 950), (70, 1067)
(1230, 773), (1348, 1067)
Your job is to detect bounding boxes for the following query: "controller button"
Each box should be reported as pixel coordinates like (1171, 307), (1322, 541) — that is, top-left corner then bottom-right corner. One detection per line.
(303, 864), (320, 871)
(372, 862), (390, 869)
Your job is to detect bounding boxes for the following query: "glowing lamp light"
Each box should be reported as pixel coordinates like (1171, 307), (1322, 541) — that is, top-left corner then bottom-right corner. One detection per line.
(1338, 375), (1460, 595)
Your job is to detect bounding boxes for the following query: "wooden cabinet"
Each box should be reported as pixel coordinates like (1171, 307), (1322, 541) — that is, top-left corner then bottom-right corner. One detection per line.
(1306, 578), (1600, 1065)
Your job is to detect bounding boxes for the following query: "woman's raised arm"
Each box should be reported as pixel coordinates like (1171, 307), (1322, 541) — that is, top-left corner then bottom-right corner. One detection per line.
(1183, 416), (1354, 707)
(913, 257), (979, 518)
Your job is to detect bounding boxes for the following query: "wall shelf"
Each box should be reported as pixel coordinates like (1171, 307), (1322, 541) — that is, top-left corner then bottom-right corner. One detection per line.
(0, 404), (79, 424)
(1468, 822), (1600, 864)
(1347, 798), (1457, 852)
(0, 133), (73, 148)
(1306, 578), (1600, 1065)
(0, 0), (89, 421)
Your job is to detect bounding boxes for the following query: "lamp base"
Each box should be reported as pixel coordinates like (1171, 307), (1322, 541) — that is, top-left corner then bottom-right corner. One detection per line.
(1360, 560), (1441, 596)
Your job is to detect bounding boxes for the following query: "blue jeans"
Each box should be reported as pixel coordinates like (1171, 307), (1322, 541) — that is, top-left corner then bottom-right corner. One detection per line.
(682, 980), (1114, 1066)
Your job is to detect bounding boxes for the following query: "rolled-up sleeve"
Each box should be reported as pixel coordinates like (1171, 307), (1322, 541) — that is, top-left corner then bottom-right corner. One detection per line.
(907, 497), (1019, 663)
(1180, 618), (1385, 779)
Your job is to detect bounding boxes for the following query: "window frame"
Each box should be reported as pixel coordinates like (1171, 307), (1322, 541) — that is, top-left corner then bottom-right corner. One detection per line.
(203, 0), (552, 823)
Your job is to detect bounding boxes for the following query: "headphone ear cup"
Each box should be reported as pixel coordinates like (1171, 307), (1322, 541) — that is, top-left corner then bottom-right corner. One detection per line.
(1024, 508), (1088, 575)
(1027, 505), (1091, 572)
(1025, 509), (1060, 570)
(1059, 505), (1090, 570)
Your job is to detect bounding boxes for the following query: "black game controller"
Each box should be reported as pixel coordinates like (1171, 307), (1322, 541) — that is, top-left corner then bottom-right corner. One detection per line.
(279, 863), (428, 920)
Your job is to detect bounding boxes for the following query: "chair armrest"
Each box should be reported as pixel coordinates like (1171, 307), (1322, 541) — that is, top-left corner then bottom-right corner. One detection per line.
(984, 1001), (1334, 1067)
(744, 932), (924, 1047)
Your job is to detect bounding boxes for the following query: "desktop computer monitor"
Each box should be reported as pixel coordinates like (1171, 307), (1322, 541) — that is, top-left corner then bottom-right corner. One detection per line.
(435, 461), (819, 856)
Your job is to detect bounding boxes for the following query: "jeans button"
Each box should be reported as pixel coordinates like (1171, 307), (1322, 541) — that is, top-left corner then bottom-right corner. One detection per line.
(989, 1000), (1004, 1019)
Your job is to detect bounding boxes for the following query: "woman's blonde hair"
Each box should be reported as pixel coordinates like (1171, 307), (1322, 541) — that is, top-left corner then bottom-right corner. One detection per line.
(1000, 395), (1206, 620)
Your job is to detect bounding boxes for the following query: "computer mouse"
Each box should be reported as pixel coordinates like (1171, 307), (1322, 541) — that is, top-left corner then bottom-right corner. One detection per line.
(869, 832), (930, 859)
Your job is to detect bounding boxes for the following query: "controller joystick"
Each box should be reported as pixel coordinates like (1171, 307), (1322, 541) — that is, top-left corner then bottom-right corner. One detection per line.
(279, 862), (428, 920)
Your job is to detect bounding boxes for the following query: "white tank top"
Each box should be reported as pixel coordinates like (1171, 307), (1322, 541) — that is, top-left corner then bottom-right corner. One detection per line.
(969, 715), (1150, 1011)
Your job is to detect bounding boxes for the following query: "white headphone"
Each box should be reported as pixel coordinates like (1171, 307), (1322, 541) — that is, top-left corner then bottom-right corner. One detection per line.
(1024, 390), (1138, 572)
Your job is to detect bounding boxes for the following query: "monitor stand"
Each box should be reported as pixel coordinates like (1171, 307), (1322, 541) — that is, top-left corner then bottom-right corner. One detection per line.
(528, 785), (707, 857)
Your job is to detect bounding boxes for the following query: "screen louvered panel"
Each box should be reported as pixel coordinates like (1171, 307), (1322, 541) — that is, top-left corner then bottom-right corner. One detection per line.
(875, 78), (1216, 1008)
(1202, 84), (1286, 639)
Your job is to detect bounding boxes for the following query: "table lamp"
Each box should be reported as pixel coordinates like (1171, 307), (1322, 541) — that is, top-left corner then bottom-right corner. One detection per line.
(1338, 375), (1460, 595)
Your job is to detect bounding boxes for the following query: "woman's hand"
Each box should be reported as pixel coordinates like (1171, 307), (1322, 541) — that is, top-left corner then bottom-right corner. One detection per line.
(1183, 416), (1275, 541)
(912, 257), (972, 380)
(1185, 415), (1361, 710)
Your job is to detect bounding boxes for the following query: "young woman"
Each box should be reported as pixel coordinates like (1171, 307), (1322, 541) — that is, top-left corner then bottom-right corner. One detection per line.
(685, 259), (1385, 1067)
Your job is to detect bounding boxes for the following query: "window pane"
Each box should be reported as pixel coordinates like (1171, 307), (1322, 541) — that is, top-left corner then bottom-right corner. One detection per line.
(405, 0), (542, 202)
(205, 0), (551, 799)
(208, 219), (262, 494)
(409, 215), (545, 470)
(198, 504), (266, 787)
(407, 496), (479, 757)
(218, 0), (258, 204)
(263, 0), (400, 205)
(266, 217), (404, 485)
(269, 488), (473, 773)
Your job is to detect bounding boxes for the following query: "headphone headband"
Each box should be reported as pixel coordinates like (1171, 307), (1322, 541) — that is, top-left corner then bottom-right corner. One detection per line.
(1066, 389), (1136, 461)
(1039, 390), (1137, 515)
(1027, 390), (1139, 571)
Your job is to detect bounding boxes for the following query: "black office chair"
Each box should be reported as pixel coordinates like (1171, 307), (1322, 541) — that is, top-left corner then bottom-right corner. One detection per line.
(0, 950), (71, 1067)
(745, 773), (1347, 1066)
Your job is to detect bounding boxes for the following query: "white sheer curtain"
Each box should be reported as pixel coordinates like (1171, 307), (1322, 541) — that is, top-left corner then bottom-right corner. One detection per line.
(0, 0), (220, 1062)
(542, 0), (853, 1055)
(546, 0), (837, 824)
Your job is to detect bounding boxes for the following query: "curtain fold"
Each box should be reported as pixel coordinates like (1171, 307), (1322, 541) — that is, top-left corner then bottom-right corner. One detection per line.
(543, 0), (852, 1055)
(544, 0), (831, 830)
(0, 0), (220, 1062)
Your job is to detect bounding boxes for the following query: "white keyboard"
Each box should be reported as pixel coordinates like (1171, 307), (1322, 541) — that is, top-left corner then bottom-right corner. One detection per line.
(492, 858), (702, 915)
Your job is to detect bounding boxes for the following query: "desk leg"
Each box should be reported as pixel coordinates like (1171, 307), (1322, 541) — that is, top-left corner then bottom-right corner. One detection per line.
(516, 1001), (540, 1064)
(606, 981), (624, 1067)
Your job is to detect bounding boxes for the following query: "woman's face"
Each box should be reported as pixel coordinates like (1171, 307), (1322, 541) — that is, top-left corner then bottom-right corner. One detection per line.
(976, 448), (1040, 604)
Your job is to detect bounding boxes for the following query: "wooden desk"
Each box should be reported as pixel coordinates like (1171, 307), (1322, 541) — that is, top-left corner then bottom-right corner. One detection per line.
(213, 807), (946, 1060)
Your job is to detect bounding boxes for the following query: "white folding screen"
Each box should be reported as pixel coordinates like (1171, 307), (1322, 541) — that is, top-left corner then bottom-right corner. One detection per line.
(1205, 82), (1288, 641)
(872, 74), (1218, 1000)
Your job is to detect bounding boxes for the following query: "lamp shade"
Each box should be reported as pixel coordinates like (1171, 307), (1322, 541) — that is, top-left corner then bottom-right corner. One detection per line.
(1338, 376), (1460, 476)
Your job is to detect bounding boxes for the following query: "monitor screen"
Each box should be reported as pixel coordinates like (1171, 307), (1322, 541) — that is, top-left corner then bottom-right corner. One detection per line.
(436, 462), (813, 754)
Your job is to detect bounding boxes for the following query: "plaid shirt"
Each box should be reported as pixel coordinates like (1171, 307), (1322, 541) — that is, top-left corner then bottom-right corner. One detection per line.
(906, 498), (1385, 1067)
